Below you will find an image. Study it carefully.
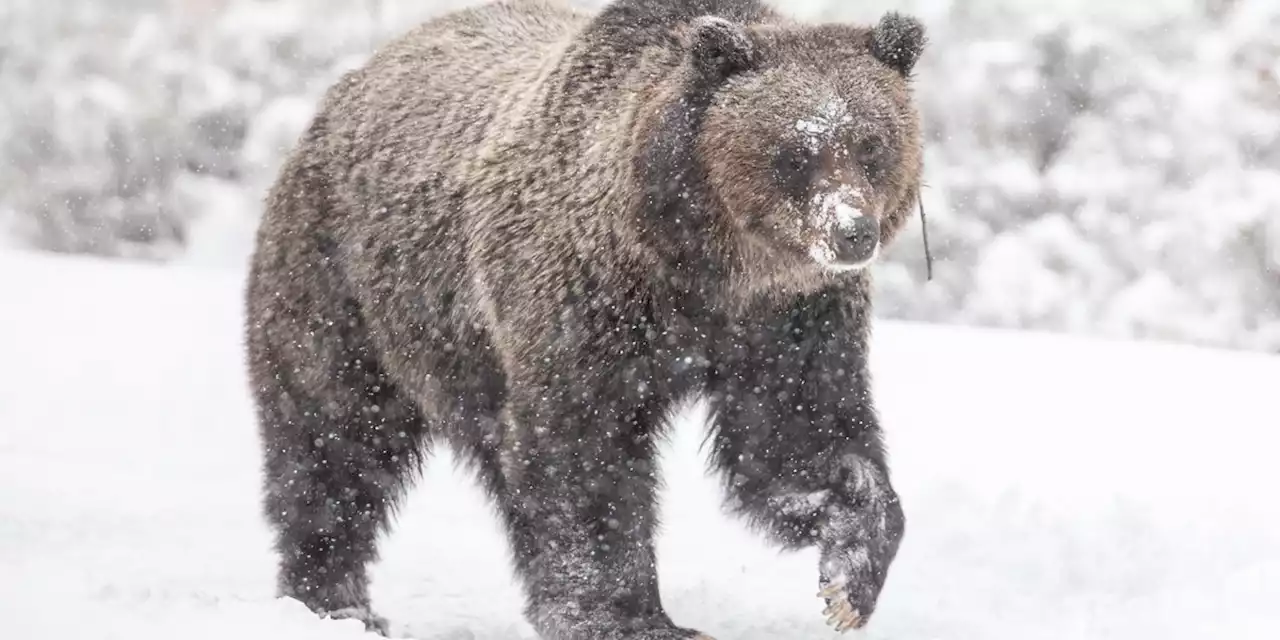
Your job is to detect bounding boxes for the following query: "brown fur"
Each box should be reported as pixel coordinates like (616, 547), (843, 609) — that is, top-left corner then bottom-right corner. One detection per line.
(245, 1), (926, 637)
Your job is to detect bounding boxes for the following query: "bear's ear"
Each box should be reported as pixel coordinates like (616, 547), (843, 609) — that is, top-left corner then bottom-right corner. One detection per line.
(687, 15), (758, 79)
(869, 12), (926, 77)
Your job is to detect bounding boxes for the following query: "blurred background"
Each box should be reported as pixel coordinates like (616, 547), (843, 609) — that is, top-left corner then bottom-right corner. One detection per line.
(2, 0), (1277, 353)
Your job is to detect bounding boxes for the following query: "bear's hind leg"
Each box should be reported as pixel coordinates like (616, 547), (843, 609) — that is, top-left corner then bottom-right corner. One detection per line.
(249, 307), (429, 634)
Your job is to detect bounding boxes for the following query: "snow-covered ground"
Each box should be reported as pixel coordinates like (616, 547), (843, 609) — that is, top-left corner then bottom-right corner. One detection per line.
(1, 250), (1277, 640)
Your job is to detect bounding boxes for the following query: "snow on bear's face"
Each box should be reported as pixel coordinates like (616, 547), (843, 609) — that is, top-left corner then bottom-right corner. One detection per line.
(697, 17), (925, 277)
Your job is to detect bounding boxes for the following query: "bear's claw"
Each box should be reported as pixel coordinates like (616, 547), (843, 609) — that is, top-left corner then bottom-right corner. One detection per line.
(818, 581), (866, 633)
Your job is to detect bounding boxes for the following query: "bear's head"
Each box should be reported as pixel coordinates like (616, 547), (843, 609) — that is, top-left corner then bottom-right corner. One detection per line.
(684, 12), (926, 281)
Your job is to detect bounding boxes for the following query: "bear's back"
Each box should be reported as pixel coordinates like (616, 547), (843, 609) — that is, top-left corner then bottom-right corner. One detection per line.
(314, 0), (588, 213)
(288, 0), (587, 297)
(249, 0), (592, 384)
(322, 1), (583, 165)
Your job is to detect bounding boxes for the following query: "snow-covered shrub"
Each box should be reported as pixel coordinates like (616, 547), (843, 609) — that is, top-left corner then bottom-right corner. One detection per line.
(868, 0), (1280, 352)
(0, 0), (425, 261)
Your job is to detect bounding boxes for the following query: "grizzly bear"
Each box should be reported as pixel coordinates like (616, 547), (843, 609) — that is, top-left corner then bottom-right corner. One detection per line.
(244, 0), (926, 637)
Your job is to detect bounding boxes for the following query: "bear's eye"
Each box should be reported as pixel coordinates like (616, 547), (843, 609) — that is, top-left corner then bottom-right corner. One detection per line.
(853, 137), (889, 179)
(773, 143), (813, 202)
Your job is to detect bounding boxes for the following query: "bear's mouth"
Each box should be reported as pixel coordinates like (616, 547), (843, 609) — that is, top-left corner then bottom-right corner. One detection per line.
(813, 235), (879, 272)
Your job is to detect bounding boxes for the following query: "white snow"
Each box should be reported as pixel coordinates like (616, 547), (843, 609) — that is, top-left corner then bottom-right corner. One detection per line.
(832, 201), (862, 229)
(812, 186), (867, 232)
(809, 241), (839, 266)
(794, 96), (854, 151)
(2, 249), (1279, 640)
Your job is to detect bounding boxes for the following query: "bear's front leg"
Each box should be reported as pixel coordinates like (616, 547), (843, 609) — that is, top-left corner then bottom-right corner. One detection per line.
(496, 348), (712, 640)
(707, 283), (905, 633)
(811, 449), (906, 633)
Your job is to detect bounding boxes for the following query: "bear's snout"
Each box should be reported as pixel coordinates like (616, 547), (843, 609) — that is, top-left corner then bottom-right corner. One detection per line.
(836, 213), (881, 265)
(812, 190), (881, 270)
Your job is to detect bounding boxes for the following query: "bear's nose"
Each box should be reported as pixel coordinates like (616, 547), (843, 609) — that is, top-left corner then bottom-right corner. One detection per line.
(839, 214), (880, 263)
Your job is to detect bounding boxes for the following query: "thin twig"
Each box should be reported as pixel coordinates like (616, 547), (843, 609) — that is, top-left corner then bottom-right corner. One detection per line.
(918, 193), (934, 281)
